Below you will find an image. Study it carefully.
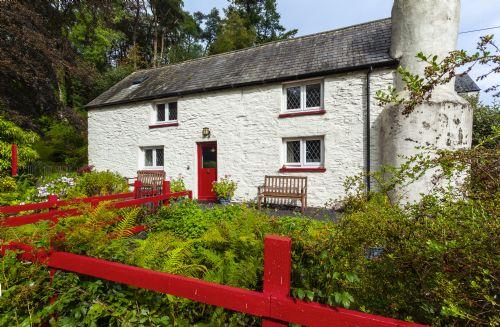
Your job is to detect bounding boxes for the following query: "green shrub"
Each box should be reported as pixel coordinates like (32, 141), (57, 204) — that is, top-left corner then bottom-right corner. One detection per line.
(68, 171), (129, 197)
(0, 116), (39, 173)
(212, 175), (237, 199)
(169, 175), (186, 192)
(0, 175), (16, 192)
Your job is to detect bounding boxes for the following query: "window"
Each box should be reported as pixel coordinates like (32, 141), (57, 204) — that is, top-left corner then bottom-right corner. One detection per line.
(284, 81), (323, 111)
(283, 137), (324, 167)
(155, 102), (178, 123)
(143, 147), (164, 168)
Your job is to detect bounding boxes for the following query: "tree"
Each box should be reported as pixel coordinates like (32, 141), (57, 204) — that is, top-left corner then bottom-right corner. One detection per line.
(209, 0), (296, 54)
(209, 10), (257, 54)
(0, 0), (91, 127)
(228, 0), (296, 43)
(194, 8), (222, 53)
(467, 96), (500, 148)
(376, 35), (500, 115)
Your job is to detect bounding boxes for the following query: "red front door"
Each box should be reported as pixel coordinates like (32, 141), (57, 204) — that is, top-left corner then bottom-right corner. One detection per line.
(197, 142), (217, 201)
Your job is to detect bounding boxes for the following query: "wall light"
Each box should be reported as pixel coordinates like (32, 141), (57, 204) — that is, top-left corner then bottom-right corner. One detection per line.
(202, 127), (211, 138)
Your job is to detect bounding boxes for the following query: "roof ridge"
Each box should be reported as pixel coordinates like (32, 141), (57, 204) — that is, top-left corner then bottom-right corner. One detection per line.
(134, 17), (392, 75)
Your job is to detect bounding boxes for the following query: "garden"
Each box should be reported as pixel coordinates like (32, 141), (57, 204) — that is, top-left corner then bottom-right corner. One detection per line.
(1, 133), (498, 326)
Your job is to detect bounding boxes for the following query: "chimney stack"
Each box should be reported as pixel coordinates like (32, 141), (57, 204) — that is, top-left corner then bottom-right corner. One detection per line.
(381, 0), (473, 203)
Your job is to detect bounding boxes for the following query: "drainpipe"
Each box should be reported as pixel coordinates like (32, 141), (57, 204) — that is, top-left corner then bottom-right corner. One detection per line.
(366, 66), (373, 194)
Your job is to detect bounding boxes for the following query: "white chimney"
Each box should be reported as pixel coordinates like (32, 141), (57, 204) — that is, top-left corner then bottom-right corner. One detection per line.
(381, 0), (473, 203)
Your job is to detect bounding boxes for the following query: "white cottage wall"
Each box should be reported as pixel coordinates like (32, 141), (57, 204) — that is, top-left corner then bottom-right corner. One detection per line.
(88, 68), (394, 207)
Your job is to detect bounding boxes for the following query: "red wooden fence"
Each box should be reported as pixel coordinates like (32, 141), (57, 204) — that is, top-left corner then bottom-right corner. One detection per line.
(0, 183), (424, 326)
(0, 181), (192, 227)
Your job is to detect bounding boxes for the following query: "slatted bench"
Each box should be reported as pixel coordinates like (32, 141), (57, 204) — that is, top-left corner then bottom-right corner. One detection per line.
(137, 170), (166, 197)
(257, 176), (307, 213)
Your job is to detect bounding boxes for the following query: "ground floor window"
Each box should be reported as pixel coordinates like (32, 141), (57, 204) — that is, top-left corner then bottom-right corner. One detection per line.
(283, 137), (324, 167)
(142, 147), (164, 169)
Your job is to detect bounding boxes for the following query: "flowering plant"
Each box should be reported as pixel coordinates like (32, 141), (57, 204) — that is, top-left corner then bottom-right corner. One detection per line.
(36, 175), (76, 199)
(212, 175), (237, 200)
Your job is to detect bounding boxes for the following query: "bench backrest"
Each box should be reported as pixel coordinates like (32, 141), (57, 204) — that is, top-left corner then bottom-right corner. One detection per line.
(137, 170), (165, 188)
(263, 175), (307, 194)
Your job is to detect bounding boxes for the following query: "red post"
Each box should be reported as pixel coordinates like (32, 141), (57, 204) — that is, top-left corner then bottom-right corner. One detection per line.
(47, 195), (58, 211)
(11, 144), (18, 177)
(162, 180), (171, 206)
(262, 235), (292, 327)
(133, 180), (142, 199)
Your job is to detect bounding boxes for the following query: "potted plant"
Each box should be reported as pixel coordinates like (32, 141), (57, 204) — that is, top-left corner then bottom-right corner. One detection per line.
(212, 175), (237, 205)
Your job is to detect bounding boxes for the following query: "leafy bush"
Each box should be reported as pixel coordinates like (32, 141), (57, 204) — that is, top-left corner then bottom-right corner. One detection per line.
(169, 174), (186, 192)
(68, 171), (129, 197)
(0, 116), (39, 173)
(0, 175), (16, 192)
(212, 175), (237, 199)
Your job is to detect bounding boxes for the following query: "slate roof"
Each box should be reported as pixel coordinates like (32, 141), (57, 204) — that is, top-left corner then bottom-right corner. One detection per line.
(86, 18), (480, 109)
(87, 18), (395, 108)
(455, 74), (481, 94)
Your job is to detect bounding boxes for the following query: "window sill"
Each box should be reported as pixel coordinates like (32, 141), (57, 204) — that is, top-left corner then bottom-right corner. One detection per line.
(279, 166), (326, 173)
(149, 122), (179, 129)
(278, 109), (326, 119)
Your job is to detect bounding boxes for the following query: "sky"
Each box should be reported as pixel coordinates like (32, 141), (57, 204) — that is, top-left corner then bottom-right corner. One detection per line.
(183, 0), (500, 104)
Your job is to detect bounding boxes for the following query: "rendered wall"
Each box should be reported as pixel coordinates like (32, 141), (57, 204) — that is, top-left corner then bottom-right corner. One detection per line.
(88, 69), (394, 207)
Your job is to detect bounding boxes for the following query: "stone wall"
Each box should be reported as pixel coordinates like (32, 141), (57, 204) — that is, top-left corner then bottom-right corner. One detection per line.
(88, 68), (395, 207)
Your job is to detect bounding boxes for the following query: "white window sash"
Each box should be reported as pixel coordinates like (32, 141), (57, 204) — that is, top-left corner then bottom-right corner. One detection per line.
(142, 147), (164, 169)
(154, 102), (178, 123)
(283, 138), (324, 167)
(283, 80), (323, 112)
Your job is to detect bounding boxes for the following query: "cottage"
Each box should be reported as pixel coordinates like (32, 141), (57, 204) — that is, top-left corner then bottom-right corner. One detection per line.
(87, 1), (478, 207)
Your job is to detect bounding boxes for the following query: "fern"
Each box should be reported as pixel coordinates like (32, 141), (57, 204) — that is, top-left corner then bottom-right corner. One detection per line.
(112, 208), (140, 237)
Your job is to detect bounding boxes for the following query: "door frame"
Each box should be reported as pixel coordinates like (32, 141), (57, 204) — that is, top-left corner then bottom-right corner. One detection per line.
(196, 141), (217, 201)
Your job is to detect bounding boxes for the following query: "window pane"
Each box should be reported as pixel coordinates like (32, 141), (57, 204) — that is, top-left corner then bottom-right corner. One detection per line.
(286, 141), (301, 163)
(202, 146), (217, 168)
(156, 148), (164, 167)
(168, 102), (178, 121)
(157, 104), (166, 121)
(145, 149), (153, 166)
(306, 140), (321, 163)
(306, 84), (321, 108)
(286, 86), (301, 110)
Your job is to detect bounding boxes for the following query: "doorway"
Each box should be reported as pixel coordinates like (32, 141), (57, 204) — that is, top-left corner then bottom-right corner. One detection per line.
(197, 142), (217, 201)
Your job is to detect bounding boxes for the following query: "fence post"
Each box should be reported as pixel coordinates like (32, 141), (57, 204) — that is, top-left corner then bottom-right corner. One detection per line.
(133, 181), (142, 199)
(162, 180), (171, 206)
(11, 144), (18, 177)
(262, 235), (292, 327)
(48, 195), (58, 211)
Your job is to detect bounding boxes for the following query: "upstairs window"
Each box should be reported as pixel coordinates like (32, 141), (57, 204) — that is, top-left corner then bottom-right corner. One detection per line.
(155, 102), (178, 123)
(283, 137), (324, 167)
(284, 81), (323, 111)
(143, 147), (164, 169)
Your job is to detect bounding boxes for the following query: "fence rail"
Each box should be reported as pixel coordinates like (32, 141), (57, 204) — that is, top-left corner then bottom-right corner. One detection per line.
(0, 182), (423, 326)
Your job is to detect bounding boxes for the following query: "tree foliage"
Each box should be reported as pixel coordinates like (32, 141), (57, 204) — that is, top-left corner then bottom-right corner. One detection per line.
(0, 116), (39, 173)
(0, 0), (295, 166)
(376, 35), (500, 115)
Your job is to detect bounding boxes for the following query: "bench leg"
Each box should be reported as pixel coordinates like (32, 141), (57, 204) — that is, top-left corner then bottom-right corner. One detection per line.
(257, 195), (262, 211)
(301, 195), (306, 214)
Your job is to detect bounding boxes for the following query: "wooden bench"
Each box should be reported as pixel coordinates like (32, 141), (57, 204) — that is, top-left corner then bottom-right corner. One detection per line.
(137, 170), (165, 197)
(257, 176), (307, 213)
